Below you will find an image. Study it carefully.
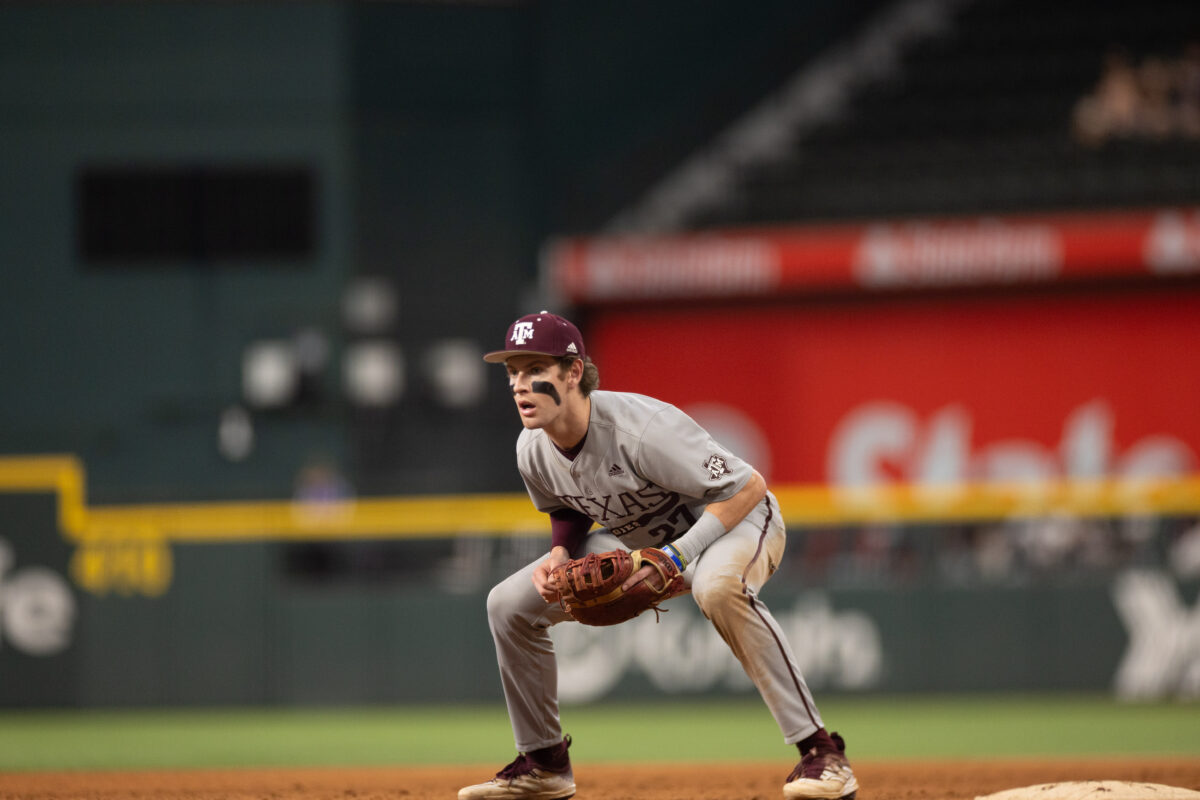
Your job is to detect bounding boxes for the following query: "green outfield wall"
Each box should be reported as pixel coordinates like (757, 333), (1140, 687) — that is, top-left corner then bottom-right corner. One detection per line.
(3, 478), (1197, 708)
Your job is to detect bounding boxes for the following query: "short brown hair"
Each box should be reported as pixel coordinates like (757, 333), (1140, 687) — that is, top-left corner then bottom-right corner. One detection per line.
(559, 356), (600, 397)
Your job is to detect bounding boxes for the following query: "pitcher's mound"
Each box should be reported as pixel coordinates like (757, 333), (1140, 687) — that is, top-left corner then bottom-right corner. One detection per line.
(978, 782), (1200, 800)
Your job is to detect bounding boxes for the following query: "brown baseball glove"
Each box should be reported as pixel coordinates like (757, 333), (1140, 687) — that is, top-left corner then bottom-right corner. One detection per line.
(550, 548), (686, 626)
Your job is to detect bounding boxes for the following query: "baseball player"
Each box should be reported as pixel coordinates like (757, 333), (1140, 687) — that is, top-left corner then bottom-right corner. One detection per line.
(459, 311), (857, 800)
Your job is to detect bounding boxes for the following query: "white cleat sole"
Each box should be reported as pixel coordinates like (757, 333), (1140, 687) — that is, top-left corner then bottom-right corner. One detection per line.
(458, 772), (576, 800)
(783, 770), (859, 800)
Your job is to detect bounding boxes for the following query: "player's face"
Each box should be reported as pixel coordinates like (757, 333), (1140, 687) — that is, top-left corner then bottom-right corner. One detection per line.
(505, 354), (569, 429)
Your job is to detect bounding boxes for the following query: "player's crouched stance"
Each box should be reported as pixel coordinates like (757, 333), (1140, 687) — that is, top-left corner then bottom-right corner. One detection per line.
(459, 312), (858, 800)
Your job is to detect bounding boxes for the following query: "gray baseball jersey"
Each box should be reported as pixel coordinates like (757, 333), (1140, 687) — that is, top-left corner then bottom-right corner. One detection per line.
(516, 390), (753, 549)
(489, 388), (827, 755)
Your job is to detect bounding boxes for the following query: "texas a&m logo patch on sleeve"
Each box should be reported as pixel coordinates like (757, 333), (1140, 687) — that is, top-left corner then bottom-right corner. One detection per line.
(703, 454), (732, 480)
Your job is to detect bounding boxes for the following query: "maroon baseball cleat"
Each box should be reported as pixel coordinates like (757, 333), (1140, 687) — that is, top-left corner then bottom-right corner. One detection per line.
(459, 736), (575, 800)
(783, 731), (858, 800)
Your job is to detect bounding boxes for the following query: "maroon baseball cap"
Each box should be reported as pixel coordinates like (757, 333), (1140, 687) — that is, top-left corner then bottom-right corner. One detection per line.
(483, 311), (587, 363)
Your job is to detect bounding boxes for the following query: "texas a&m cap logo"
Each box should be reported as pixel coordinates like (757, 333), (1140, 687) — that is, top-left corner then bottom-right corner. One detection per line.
(511, 321), (536, 346)
(484, 311), (586, 363)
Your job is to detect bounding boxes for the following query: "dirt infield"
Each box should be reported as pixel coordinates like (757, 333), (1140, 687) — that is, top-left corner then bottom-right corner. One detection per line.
(1, 758), (1197, 800)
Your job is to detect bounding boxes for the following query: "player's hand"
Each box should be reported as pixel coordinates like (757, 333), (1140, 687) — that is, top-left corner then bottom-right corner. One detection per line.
(620, 546), (684, 592)
(533, 546), (571, 602)
(620, 564), (656, 591)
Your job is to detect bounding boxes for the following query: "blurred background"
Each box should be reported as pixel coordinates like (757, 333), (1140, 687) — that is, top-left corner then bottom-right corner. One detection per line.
(1, 0), (1198, 710)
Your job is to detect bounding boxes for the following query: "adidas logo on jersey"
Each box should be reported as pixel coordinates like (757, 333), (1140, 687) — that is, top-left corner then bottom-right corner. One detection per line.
(608, 464), (625, 477)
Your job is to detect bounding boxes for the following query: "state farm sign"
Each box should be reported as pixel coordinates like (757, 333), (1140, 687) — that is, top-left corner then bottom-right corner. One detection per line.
(589, 286), (1200, 490)
(829, 398), (1194, 487)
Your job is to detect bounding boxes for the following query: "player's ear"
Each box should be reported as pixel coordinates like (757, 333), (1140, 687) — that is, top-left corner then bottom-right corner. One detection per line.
(564, 357), (584, 387)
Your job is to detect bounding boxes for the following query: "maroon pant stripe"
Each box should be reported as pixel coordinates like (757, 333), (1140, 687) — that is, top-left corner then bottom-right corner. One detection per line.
(740, 495), (821, 731)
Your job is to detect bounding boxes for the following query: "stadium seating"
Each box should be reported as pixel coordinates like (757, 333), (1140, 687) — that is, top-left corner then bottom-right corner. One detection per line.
(683, 0), (1200, 229)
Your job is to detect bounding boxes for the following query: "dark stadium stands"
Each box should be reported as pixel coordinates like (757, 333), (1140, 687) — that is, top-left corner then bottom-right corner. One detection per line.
(683, 0), (1200, 229)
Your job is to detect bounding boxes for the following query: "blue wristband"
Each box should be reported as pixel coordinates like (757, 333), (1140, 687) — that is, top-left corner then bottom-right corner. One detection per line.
(659, 543), (686, 571)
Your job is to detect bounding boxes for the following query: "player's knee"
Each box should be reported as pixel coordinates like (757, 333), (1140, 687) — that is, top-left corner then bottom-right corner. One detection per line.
(486, 578), (521, 626)
(690, 571), (745, 620)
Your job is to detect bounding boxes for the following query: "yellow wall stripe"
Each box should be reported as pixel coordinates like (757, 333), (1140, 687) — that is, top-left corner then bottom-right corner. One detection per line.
(2, 454), (1200, 545)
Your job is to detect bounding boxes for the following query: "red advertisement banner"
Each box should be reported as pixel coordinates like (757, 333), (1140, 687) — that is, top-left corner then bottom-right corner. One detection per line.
(545, 207), (1200, 303)
(586, 288), (1200, 488)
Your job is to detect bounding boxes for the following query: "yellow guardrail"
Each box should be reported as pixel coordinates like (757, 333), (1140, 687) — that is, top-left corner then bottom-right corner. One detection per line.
(2, 453), (1199, 596)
